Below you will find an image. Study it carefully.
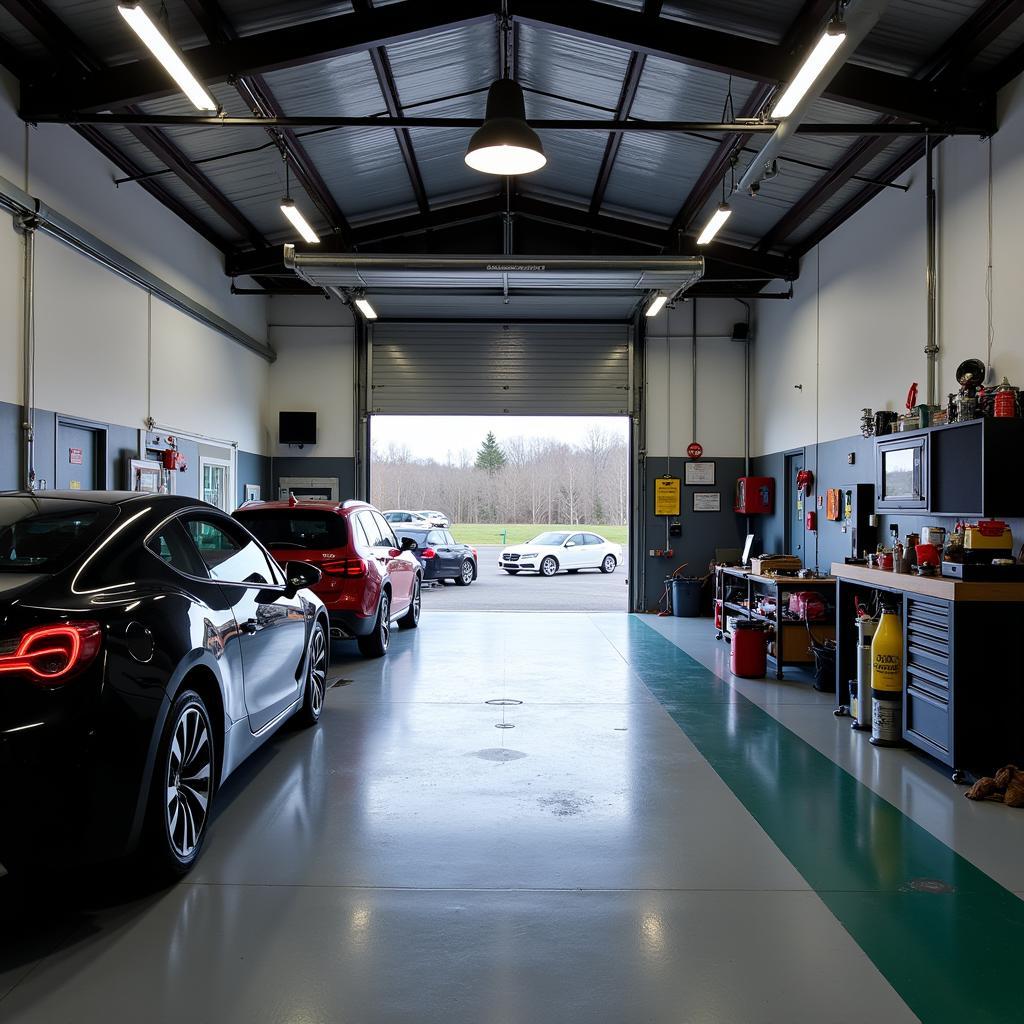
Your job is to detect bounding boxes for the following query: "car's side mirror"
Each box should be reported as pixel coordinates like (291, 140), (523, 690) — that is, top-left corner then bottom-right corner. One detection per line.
(565, 541), (576, 547)
(401, 537), (418, 551)
(284, 560), (322, 597)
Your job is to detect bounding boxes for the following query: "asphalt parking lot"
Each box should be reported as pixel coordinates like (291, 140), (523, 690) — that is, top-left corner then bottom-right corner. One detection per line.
(422, 545), (629, 612)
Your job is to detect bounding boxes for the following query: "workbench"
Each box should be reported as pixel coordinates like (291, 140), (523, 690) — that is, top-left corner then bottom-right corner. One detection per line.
(715, 567), (836, 679)
(832, 563), (1024, 778)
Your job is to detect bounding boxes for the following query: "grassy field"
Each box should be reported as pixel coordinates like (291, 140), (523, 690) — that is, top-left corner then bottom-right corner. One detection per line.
(450, 523), (628, 546)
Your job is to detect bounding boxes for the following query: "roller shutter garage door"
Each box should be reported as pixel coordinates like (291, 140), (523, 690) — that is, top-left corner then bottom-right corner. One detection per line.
(369, 323), (631, 416)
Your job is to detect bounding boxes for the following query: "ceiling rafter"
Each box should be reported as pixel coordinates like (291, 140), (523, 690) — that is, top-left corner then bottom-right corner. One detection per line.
(181, 0), (353, 246)
(351, 0), (430, 216)
(757, 0), (1023, 253)
(507, 0), (993, 129)
(1, 0), (264, 247)
(588, 0), (662, 216)
(19, 0), (498, 114)
(667, 0), (835, 241)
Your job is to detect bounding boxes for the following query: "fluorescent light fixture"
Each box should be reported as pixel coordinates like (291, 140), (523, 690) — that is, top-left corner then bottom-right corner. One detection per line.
(117, 3), (217, 111)
(771, 21), (847, 119)
(465, 79), (546, 176)
(280, 199), (320, 244)
(645, 294), (668, 318)
(697, 203), (732, 245)
(354, 297), (378, 320)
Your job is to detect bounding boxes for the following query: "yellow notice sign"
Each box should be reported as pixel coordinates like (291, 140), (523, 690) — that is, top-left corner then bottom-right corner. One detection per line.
(654, 476), (680, 516)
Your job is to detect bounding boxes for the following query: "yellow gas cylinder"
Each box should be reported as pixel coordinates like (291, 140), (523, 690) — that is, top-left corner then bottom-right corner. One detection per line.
(870, 605), (903, 747)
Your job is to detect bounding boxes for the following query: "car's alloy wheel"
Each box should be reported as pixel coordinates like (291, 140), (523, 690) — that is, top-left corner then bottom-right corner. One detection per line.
(359, 592), (391, 657)
(601, 555), (616, 574)
(165, 702), (212, 862)
(297, 623), (328, 727)
(399, 577), (421, 628)
(540, 556), (558, 577)
(456, 559), (474, 586)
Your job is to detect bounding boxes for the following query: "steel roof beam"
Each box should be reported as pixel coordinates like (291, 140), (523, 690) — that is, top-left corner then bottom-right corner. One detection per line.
(507, 0), (993, 129)
(757, 0), (1020, 252)
(3, 0), (263, 248)
(182, 0), (353, 246)
(668, 0), (834, 239)
(589, 0), (662, 216)
(20, 0), (498, 114)
(352, 0), (429, 216)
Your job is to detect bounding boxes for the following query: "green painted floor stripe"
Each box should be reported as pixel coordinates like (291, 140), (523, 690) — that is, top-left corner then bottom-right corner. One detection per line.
(604, 615), (1024, 1024)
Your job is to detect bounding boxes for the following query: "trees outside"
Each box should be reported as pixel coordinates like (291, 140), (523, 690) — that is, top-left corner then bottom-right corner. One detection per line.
(372, 430), (628, 525)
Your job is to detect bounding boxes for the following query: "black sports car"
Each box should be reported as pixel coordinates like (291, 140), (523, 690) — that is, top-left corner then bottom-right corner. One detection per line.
(0, 491), (328, 879)
(392, 527), (477, 585)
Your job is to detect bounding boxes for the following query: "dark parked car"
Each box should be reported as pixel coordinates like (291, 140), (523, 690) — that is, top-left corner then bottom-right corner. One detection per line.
(394, 527), (477, 586)
(235, 499), (422, 657)
(0, 491), (328, 879)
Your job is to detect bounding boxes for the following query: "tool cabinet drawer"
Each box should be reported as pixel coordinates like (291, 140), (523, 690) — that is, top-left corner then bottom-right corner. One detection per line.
(906, 598), (950, 632)
(907, 663), (948, 699)
(905, 685), (952, 763)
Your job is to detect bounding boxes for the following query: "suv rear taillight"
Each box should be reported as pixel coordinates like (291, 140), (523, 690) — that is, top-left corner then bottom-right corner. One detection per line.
(0, 622), (103, 686)
(323, 558), (368, 578)
(421, 548), (436, 559)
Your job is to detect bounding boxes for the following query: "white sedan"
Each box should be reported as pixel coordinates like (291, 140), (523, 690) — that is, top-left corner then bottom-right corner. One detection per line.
(415, 509), (451, 528)
(499, 531), (622, 577)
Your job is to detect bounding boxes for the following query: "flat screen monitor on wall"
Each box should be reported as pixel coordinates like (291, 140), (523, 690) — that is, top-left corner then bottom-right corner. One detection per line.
(279, 411), (317, 446)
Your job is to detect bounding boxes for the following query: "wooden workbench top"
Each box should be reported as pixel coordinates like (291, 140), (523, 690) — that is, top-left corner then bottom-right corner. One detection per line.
(831, 562), (1024, 603)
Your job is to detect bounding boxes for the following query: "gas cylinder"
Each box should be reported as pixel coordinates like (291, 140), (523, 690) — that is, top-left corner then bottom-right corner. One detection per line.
(992, 377), (1020, 418)
(870, 605), (903, 747)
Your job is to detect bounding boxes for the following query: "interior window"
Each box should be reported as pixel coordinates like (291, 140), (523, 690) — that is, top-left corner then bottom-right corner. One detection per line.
(183, 514), (277, 585)
(147, 519), (209, 578)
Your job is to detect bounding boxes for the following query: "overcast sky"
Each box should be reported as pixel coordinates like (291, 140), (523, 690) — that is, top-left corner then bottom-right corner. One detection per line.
(371, 416), (629, 462)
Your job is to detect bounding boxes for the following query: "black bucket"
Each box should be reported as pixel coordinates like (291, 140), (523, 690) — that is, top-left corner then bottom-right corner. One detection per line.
(669, 577), (702, 617)
(809, 629), (837, 693)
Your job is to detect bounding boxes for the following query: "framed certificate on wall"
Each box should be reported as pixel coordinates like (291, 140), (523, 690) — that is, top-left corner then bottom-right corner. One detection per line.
(693, 492), (721, 512)
(684, 461), (715, 485)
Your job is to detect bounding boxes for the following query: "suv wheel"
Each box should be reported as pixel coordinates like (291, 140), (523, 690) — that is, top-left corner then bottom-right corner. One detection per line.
(358, 591), (391, 657)
(455, 559), (475, 586)
(398, 577), (421, 629)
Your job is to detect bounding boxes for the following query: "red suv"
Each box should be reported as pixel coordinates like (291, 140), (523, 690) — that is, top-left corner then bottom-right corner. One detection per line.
(235, 499), (421, 657)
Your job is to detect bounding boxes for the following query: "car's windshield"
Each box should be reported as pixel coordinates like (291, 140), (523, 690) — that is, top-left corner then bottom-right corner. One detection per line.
(0, 498), (115, 573)
(530, 532), (570, 546)
(235, 509), (347, 549)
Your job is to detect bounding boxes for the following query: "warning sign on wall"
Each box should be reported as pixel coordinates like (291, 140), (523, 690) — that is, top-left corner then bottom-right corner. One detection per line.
(654, 477), (681, 516)
(69, 448), (83, 465)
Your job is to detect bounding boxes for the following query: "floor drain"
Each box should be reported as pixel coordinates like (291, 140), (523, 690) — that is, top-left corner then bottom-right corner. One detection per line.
(495, 723), (516, 729)
(486, 699), (523, 706)
(900, 878), (956, 894)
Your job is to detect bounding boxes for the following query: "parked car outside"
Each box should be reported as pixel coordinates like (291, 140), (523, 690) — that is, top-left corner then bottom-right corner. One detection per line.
(499, 531), (622, 577)
(394, 526), (477, 585)
(0, 491), (328, 879)
(383, 509), (430, 526)
(235, 499), (421, 658)
(414, 510), (451, 528)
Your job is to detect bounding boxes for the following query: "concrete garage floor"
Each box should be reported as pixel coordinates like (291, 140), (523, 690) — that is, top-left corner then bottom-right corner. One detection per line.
(2, 613), (1023, 1022)
(425, 544), (629, 611)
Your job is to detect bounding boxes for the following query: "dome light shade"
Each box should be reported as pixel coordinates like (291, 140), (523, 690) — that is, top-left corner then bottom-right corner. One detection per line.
(465, 79), (546, 176)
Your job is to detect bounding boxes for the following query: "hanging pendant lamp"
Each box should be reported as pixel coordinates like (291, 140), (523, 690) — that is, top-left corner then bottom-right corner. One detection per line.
(465, 78), (546, 176)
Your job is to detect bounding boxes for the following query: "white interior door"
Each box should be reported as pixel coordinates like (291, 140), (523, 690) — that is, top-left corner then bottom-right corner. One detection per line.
(200, 456), (233, 512)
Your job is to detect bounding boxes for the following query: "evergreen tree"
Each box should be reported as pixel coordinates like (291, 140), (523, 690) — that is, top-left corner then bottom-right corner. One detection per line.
(475, 431), (506, 473)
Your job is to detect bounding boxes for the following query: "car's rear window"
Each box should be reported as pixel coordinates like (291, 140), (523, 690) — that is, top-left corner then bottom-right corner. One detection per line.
(235, 509), (347, 550)
(0, 498), (116, 573)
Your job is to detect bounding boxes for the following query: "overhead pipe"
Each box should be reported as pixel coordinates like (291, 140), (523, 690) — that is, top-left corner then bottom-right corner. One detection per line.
(738, 0), (890, 195)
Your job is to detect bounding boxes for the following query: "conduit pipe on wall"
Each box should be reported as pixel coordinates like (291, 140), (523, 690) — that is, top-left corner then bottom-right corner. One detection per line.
(738, 0), (889, 195)
(18, 208), (39, 491)
(925, 136), (939, 405)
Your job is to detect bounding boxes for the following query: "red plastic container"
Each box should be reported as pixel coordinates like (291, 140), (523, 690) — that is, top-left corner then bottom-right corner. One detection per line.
(731, 621), (767, 678)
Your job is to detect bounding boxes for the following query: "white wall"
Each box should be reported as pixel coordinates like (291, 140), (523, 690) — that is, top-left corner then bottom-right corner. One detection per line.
(644, 298), (749, 458)
(266, 295), (355, 458)
(753, 72), (1024, 456)
(0, 69), (271, 454)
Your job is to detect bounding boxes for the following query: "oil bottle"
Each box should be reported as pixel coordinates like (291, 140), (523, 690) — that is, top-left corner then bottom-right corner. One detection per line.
(870, 602), (903, 747)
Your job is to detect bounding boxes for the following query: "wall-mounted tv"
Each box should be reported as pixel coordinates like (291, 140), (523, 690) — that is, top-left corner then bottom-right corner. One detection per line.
(279, 411), (317, 446)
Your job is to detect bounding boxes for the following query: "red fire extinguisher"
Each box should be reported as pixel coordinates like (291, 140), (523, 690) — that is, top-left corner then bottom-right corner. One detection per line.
(806, 510), (817, 532)
(160, 437), (187, 472)
(991, 377), (1020, 418)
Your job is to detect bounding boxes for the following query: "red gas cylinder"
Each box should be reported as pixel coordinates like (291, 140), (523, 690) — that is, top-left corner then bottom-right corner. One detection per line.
(731, 621), (767, 678)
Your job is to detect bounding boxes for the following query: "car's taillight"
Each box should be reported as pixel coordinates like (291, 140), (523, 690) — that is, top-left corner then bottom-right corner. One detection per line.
(0, 622), (103, 686)
(421, 548), (436, 559)
(471, 548), (478, 560)
(323, 558), (368, 578)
